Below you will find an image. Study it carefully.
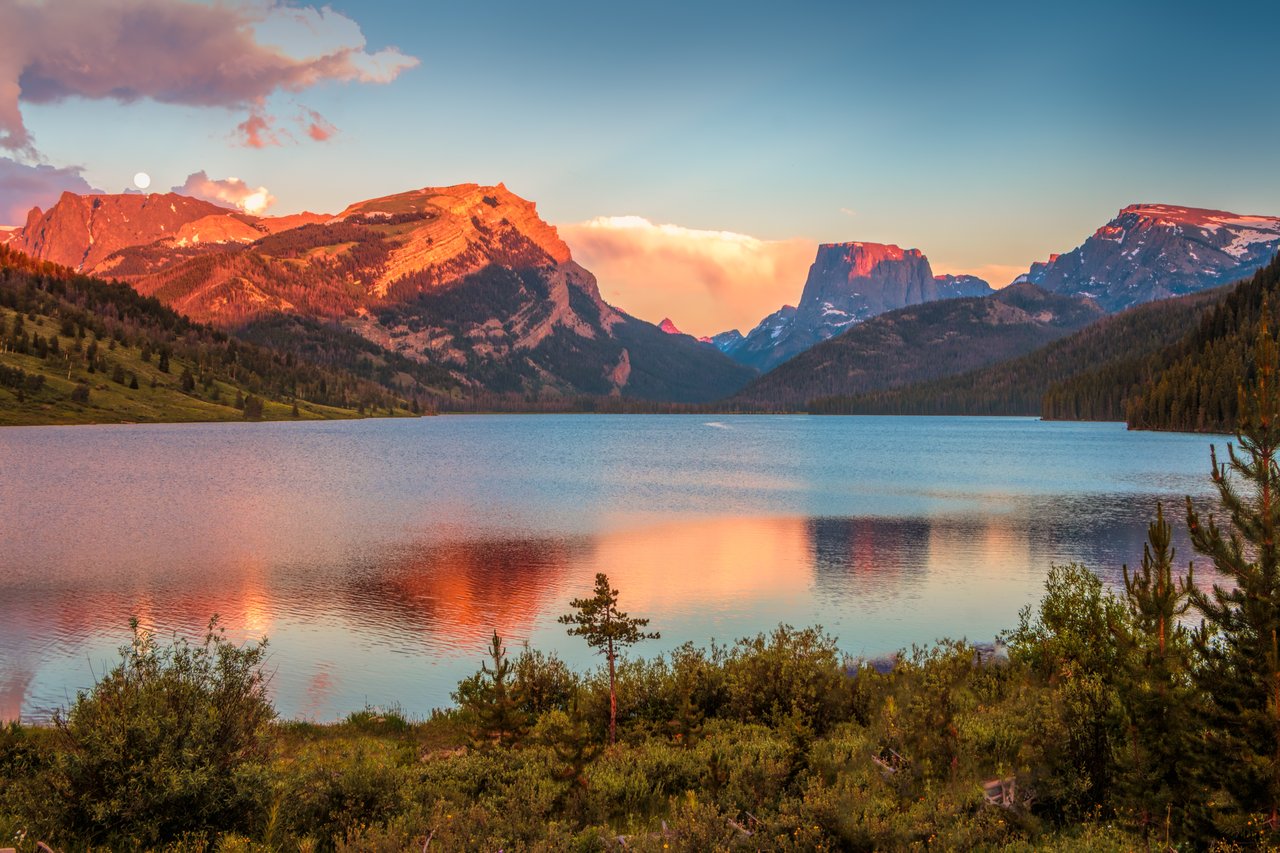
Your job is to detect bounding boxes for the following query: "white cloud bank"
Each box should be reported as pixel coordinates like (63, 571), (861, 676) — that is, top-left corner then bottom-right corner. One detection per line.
(559, 215), (816, 337)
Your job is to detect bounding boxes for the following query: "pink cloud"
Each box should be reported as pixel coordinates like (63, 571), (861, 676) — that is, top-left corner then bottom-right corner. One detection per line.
(174, 171), (275, 215)
(0, 0), (419, 154)
(236, 111), (284, 149)
(0, 156), (100, 225)
(302, 109), (337, 142)
(559, 216), (817, 338)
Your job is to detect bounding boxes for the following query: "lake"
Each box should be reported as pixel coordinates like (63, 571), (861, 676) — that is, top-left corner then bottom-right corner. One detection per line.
(0, 415), (1223, 722)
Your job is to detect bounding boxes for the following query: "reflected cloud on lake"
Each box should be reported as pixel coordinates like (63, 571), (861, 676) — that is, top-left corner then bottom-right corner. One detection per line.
(0, 415), (1220, 721)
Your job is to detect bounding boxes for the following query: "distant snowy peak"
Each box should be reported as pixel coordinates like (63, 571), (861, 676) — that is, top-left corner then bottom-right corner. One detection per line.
(709, 329), (745, 353)
(934, 274), (995, 299)
(658, 317), (684, 335)
(1023, 203), (1280, 312)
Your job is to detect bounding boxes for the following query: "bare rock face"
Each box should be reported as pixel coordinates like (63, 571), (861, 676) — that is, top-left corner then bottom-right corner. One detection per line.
(716, 242), (990, 371)
(335, 183), (573, 298)
(1018, 204), (1280, 312)
(800, 242), (938, 323)
(6, 183), (754, 402)
(13, 192), (232, 270)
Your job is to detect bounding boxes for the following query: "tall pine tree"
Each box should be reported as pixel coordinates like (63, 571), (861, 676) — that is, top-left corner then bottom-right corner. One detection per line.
(559, 573), (658, 745)
(1186, 309), (1280, 836)
(1113, 502), (1199, 839)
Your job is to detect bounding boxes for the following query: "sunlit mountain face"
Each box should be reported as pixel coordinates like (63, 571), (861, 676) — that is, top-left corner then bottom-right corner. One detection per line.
(3, 184), (755, 402)
(1017, 204), (1280, 312)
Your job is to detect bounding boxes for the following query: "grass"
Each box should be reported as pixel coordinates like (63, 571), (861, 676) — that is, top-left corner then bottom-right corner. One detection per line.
(0, 308), (403, 427)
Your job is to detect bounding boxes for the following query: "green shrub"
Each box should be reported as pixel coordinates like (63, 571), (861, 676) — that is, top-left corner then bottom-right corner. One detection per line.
(278, 739), (409, 849)
(722, 625), (853, 734)
(44, 617), (274, 848)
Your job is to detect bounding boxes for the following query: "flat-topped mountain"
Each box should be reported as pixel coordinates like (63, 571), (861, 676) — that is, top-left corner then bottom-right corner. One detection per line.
(5, 184), (754, 402)
(730, 283), (1103, 408)
(1018, 203), (1280, 312)
(715, 241), (992, 371)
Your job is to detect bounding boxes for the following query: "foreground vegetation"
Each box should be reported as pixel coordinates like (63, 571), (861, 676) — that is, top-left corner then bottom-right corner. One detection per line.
(8, 316), (1280, 851)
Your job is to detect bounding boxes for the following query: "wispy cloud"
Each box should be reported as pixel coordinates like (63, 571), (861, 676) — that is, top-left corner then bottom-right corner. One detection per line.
(0, 157), (100, 225)
(235, 111), (285, 149)
(301, 109), (337, 142)
(559, 216), (816, 337)
(174, 171), (274, 216)
(0, 0), (419, 154)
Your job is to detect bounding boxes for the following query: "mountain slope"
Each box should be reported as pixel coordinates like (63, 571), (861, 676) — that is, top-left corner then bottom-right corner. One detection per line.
(808, 287), (1222, 417)
(1105, 253), (1280, 433)
(0, 245), (433, 425)
(730, 283), (1103, 409)
(1020, 203), (1280, 312)
(7, 185), (754, 403)
(717, 242), (993, 371)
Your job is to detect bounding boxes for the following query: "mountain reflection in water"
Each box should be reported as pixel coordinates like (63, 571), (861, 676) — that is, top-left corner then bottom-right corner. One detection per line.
(0, 415), (1217, 721)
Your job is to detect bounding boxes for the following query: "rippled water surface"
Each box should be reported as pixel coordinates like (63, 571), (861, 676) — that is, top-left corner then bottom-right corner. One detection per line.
(0, 415), (1222, 721)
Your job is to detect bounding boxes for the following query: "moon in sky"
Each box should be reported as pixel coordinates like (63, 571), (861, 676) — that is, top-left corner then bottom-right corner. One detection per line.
(133, 172), (151, 190)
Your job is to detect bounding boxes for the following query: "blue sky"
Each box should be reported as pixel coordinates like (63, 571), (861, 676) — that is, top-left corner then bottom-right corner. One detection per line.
(5, 0), (1280, 333)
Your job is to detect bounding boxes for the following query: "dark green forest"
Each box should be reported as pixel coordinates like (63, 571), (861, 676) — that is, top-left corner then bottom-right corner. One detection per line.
(1120, 254), (1280, 433)
(807, 288), (1218, 418)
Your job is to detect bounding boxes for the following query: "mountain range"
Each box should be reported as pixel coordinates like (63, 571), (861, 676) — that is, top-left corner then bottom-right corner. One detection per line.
(730, 283), (1104, 408)
(3, 188), (1278, 423)
(4, 185), (753, 403)
(713, 242), (994, 372)
(1017, 203), (1280, 312)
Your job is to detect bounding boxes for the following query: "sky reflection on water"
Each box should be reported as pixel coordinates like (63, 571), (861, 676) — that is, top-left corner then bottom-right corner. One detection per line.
(0, 415), (1222, 721)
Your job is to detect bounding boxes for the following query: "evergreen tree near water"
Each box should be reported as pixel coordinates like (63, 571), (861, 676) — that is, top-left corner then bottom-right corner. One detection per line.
(559, 572), (659, 745)
(1187, 310), (1280, 835)
(453, 631), (528, 749)
(1112, 502), (1199, 838)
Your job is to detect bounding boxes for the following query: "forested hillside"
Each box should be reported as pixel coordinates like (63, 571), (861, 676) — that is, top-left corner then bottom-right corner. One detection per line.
(1121, 252), (1280, 432)
(808, 288), (1220, 417)
(0, 245), (441, 425)
(732, 284), (1102, 409)
(808, 253), (1280, 434)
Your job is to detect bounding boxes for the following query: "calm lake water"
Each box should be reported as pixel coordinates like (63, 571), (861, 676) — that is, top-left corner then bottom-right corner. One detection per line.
(0, 415), (1224, 722)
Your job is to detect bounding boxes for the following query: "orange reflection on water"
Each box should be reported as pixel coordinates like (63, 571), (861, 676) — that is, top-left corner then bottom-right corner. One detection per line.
(4, 512), (1071, 721)
(588, 515), (814, 618)
(366, 537), (588, 649)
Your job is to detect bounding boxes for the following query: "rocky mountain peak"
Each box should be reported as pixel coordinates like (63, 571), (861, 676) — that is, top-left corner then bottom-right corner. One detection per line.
(1019, 203), (1280, 312)
(12, 192), (234, 271)
(716, 241), (990, 371)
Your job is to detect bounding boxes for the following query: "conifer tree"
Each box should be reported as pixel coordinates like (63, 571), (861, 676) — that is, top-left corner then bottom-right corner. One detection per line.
(1186, 310), (1280, 834)
(452, 631), (527, 749)
(559, 573), (658, 744)
(1113, 502), (1199, 838)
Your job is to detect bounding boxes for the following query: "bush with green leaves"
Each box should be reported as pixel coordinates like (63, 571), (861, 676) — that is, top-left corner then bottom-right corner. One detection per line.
(42, 617), (274, 848)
